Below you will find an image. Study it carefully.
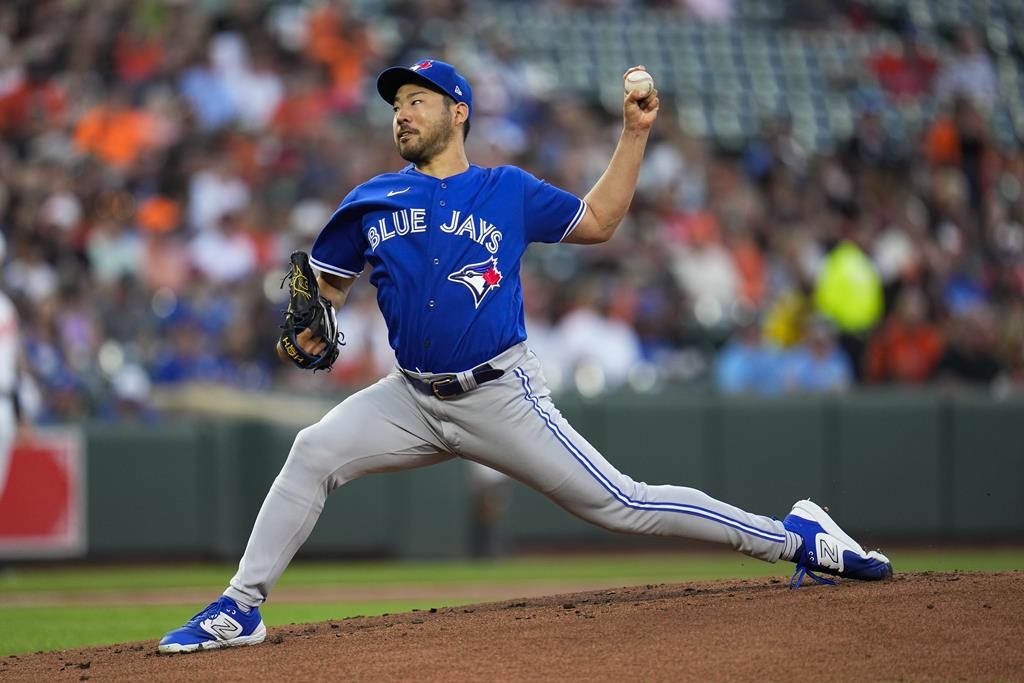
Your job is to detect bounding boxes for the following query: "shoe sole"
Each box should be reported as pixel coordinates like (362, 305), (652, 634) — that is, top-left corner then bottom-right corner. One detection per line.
(158, 623), (267, 654)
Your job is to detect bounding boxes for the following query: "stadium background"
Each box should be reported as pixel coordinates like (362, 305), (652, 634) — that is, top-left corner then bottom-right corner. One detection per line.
(0, 0), (1022, 670)
(1, 0), (1023, 418)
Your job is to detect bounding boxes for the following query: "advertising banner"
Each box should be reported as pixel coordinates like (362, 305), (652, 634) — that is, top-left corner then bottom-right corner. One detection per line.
(0, 429), (85, 559)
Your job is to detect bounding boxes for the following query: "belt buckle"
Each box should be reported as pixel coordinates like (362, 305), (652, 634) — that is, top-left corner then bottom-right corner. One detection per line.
(431, 377), (456, 400)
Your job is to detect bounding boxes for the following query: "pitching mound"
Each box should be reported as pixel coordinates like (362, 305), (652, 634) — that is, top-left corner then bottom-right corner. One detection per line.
(3, 571), (1021, 682)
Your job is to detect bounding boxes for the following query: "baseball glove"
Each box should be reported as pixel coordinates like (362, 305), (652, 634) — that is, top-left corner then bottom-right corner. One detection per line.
(278, 251), (342, 371)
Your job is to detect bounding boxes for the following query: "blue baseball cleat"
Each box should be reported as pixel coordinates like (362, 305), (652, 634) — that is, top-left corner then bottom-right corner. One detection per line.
(159, 596), (266, 653)
(783, 499), (893, 589)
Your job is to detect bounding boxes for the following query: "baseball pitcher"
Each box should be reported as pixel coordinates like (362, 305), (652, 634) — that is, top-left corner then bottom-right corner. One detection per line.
(160, 60), (891, 653)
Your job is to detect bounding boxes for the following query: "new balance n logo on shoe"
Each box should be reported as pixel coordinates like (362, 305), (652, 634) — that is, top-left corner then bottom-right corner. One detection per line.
(201, 614), (243, 640)
(816, 535), (843, 572)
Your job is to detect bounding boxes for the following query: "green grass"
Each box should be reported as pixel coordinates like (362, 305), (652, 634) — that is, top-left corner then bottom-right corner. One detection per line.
(888, 547), (1024, 572)
(0, 601), (450, 657)
(0, 554), (783, 594)
(0, 548), (1020, 656)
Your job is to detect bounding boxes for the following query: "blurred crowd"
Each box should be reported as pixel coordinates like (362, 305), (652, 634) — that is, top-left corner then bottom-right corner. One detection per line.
(1, 0), (1023, 424)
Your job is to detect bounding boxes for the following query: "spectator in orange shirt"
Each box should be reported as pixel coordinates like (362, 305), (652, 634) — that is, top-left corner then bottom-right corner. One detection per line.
(305, 2), (375, 110)
(728, 228), (765, 306)
(73, 87), (157, 171)
(864, 286), (944, 383)
(270, 68), (333, 141)
(924, 96), (993, 211)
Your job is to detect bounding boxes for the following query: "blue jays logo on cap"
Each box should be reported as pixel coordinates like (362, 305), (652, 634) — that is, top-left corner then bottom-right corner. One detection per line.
(448, 257), (502, 308)
(377, 59), (473, 119)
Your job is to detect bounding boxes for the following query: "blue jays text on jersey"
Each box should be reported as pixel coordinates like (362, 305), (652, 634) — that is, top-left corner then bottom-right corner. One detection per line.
(310, 164), (587, 373)
(364, 207), (503, 254)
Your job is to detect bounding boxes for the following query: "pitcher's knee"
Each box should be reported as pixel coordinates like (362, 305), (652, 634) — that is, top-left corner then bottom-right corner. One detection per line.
(564, 496), (639, 534)
(569, 478), (653, 535)
(594, 508), (644, 534)
(284, 424), (344, 480)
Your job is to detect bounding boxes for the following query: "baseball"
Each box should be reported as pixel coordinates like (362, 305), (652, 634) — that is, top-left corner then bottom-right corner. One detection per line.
(624, 69), (654, 97)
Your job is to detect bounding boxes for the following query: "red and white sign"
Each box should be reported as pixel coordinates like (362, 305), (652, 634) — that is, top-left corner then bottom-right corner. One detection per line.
(0, 429), (85, 558)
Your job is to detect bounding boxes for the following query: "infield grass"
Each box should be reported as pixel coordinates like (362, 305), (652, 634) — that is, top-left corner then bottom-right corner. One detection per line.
(1, 548), (1021, 656)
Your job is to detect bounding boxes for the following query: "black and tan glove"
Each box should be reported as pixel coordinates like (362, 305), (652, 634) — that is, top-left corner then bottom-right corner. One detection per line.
(278, 251), (342, 371)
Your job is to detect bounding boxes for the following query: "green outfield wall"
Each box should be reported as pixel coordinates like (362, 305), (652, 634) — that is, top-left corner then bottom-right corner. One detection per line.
(82, 391), (1024, 559)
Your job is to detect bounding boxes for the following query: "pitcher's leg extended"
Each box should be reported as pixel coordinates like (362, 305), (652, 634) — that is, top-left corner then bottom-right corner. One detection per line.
(451, 357), (797, 563)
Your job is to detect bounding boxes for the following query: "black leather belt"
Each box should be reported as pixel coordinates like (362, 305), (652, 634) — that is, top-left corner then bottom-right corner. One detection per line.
(404, 364), (505, 400)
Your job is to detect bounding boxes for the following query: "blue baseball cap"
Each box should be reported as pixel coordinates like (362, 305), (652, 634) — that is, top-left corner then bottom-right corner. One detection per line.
(376, 59), (473, 119)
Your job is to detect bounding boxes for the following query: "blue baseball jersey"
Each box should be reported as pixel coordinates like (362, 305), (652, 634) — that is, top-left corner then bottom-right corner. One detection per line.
(311, 164), (587, 373)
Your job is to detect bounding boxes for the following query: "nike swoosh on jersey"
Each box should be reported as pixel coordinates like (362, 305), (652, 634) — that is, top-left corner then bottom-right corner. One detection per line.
(387, 187), (411, 197)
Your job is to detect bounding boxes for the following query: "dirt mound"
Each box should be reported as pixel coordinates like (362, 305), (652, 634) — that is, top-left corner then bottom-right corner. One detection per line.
(3, 571), (1021, 682)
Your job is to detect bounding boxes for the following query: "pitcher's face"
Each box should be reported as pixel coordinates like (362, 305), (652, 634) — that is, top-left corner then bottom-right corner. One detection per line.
(392, 84), (456, 165)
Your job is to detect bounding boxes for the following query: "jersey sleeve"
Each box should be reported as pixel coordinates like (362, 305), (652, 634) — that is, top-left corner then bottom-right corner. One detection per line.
(310, 192), (367, 278)
(520, 169), (588, 244)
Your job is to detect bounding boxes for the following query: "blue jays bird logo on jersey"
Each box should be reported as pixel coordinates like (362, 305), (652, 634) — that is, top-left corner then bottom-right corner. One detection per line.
(448, 257), (502, 308)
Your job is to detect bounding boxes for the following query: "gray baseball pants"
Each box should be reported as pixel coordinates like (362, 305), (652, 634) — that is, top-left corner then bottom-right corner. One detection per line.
(225, 343), (792, 607)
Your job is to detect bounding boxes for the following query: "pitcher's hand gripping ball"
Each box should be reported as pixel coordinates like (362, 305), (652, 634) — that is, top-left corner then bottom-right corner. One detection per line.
(278, 251), (342, 371)
(624, 69), (654, 97)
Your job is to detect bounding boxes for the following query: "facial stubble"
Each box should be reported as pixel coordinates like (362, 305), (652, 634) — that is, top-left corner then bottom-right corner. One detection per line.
(396, 113), (456, 165)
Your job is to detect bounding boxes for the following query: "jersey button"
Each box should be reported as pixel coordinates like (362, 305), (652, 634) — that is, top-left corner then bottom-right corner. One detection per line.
(433, 258), (440, 265)
(440, 183), (447, 189)
(424, 339), (432, 348)
(439, 200), (446, 206)
(428, 300), (436, 308)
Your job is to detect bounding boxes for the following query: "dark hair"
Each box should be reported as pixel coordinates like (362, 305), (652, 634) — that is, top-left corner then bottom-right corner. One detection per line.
(442, 95), (471, 140)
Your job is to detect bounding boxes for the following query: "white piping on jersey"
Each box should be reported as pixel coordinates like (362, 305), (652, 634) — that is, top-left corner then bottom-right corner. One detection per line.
(512, 366), (787, 544)
(560, 199), (588, 242)
(309, 255), (361, 279)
